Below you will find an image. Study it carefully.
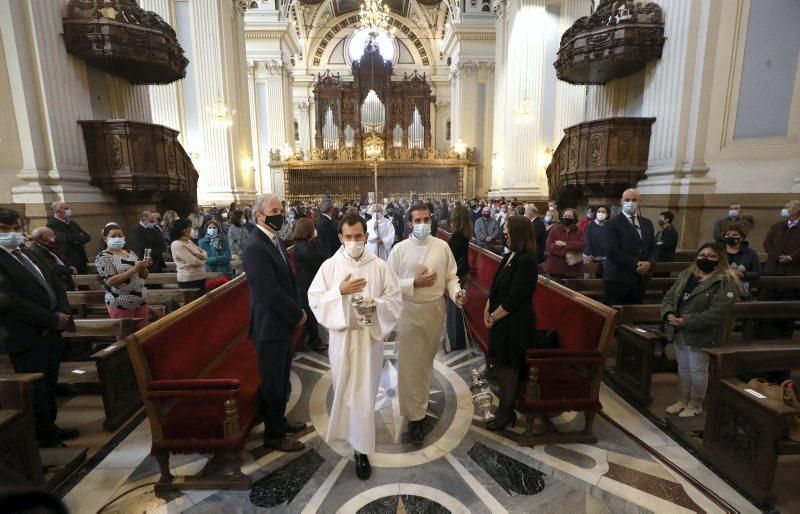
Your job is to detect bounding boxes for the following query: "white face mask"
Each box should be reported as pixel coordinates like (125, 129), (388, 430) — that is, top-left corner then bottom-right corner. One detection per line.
(622, 201), (638, 215)
(0, 232), (24, 249)
(313, 230), (318, 239)
(595, 212), (607, 221)
(728, 209), (739, 218)
(344, 241), (365, 259)
(413, 223), (431, 240)
(106, 237), (125, 249)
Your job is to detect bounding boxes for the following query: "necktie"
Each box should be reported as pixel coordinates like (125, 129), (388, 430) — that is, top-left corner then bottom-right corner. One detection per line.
(11, 249), (58, 310)
(272, 236), (288, 265)
(630, 215), (641, 234)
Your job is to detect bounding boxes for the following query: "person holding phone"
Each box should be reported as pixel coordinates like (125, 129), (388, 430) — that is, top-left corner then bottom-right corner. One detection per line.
(95, 224), (152, 331)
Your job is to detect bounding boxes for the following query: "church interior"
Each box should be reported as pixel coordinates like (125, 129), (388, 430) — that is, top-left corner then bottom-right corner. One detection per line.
(1, 0), (799, 512)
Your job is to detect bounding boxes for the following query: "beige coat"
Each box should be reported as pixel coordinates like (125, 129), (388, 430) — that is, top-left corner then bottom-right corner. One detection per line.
(171, 239), (207, 283)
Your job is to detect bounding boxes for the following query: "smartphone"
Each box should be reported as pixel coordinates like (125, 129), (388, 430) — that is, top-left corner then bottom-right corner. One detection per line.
(143, 248), (151, 261)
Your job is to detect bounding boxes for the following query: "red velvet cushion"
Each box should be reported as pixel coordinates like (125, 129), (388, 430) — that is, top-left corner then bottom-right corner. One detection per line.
(202, 340), (260, 399)
(534, 285), (606, 352)
(159, 388), (259, 444)
(141, 280), (251, 381)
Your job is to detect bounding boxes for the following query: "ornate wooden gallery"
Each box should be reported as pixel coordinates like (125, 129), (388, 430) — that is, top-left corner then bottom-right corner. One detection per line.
(270, 44), (475, 201)
(65, 0), (198, 212)
(548, 0), (664, 206)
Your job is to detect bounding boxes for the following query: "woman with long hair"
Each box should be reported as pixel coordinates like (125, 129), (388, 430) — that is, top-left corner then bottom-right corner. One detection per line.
(661, 243), (740, 417)
(445, 205), (473, 351)
(484, 216), (538, 430)
(292, 218), (328, 352)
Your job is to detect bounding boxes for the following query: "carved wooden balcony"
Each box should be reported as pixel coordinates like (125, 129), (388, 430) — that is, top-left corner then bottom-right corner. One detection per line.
(78, 120), (198, 208)
(63, 0), (188, 85)
(546, 117), (655, 204)
(555, 0), (665, 85)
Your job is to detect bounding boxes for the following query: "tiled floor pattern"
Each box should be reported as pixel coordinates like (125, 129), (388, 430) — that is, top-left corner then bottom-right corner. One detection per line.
(62, 340), (760, 513)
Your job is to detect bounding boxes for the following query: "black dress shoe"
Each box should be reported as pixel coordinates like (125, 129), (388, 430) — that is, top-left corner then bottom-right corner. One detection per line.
(263, 436), (305, 452)
(408, 420), (424, 444)
(56, 427), (81, 441)
(284, 421), (307, 433)
(354, 452), (371, 480)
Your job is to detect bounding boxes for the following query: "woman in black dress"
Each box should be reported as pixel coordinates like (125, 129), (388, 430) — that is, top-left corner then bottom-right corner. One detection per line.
(293, 218), (328, 351)
(485, 215), (538, 430)
(445, 206), (472, 351)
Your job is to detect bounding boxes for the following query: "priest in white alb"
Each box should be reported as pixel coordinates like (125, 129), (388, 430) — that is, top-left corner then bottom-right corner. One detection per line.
(366, 204), (395, 260)
(307, 213), (402, 480)
(387, 203), (466, 444)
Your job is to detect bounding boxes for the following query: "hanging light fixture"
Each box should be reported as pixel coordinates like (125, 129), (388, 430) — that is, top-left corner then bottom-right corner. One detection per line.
(513, 97), (535, 124)
(364, 132), (384, 161)
(210, 100), (235, 128)
(359, 0), (391, 40)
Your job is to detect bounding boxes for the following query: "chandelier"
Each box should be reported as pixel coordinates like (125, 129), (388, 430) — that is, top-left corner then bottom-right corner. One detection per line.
(359, 0), (391, 39)
(210, 100), (234, 128)
(513, 97), (535, 124)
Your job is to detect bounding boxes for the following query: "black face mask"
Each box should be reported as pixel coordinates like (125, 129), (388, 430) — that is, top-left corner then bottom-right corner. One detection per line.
(724, 236), (741, 246)
(261, 213), (285, 231)
(657, 219), (665, 227)
(696, 257), (719, 273)
(482, 213), (490, 218)
(562, 218), (576, 227)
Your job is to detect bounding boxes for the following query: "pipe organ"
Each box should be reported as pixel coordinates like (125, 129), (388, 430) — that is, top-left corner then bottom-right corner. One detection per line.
(313, 43), (433, 155)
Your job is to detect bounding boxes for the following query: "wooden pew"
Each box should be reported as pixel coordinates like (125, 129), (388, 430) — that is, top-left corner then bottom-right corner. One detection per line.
(607, 302), (800, 405)
(0, 373), (45, 485)
(68, 288), (202, 318)
(698, 345), (800, 503)
(63, 318), (143, 431)
(86, 261), (243, 274)
(73, 271), (226, 290)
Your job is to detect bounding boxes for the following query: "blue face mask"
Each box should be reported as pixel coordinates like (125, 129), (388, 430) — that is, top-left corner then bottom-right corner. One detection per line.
(544, 215), (552, 224)
(106, 237), (125, 249)
(207, 228), (218, 238)
(0, 232), (23, 249)
(413, 223), (431, 240)
(781, 208), (791, 218)
(622, 201), (638, 215)
(64, 209), (73, 219)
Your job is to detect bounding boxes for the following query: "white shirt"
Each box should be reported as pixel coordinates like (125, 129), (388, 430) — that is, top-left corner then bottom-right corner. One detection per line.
(256, 223), (287, 262)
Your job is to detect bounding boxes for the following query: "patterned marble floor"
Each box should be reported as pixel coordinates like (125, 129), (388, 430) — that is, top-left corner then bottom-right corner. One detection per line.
(62, 337), (761, 514)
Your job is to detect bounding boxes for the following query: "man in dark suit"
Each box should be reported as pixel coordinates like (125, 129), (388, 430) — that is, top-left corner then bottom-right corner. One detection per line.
(316, 200), (340, 257)
(27, 227), (77, 291)
(0, 208), (78, 447)
(602, 189), (658, 305)
(128, 211), (166, 272)
(47, 201), (91, 274)
(526, 204), (547, 264)
(243, 195), (307, 452)
(655, 210), (679, 262)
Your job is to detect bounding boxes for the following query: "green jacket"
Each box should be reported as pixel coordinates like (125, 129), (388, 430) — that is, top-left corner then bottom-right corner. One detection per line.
(660, 267), (739, 347)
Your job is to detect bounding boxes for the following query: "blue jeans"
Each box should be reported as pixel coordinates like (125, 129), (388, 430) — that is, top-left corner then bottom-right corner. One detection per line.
(673, 341), (709, 408)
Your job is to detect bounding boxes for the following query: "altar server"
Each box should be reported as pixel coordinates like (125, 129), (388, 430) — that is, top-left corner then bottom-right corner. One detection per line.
(366, 204), (396, 260)
(387, 203), (466, 444)
(308, 213), (402, 480)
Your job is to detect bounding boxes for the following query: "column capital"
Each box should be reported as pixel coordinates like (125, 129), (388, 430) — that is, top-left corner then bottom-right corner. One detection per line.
(296, 101), (310, 113)
(436, 100), (450, 110)
(487, 62), (496, 75)
(234, 0), (249, 16)
(450, 61), (479, 81)
(491, 0), (507, 18)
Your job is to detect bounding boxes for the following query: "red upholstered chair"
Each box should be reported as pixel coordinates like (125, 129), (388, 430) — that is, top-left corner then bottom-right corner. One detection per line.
(518, 277), (617, 444)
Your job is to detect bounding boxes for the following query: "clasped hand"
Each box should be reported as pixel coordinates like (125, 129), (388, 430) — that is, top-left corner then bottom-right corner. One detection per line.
(666, 313), (684, 328)
(413, 267), (437, 288)
(636, 261), (652, 275)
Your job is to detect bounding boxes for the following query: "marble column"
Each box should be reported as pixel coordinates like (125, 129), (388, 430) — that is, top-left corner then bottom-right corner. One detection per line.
(492, 0), (548, 198)
(481, 63), (495, 196)
(258, 60), (294, 154)
(638, 0), (715, 193)
(450, 61), (479, 148)
(296, 101), (311, 152)
(490, 0), (507, 192)
(0, 0), (111, 219)
(553, 0), (588, 141)
(435, 101), (450, 151)
(188, 0), (255, 203)
(107, 76), (153, 122)
(585, 79), (628, 121)
(140, 0), (183, 136)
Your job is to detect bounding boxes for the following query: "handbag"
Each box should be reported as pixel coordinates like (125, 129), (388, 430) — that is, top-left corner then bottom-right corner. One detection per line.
(565, 250), (583, 266)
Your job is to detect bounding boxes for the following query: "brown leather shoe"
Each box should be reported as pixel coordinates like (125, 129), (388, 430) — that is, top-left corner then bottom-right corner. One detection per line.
(284, 421), (307, 433)
(263, 436), (305, 452)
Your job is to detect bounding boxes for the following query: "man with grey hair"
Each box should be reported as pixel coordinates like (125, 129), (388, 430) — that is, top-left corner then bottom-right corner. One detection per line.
(243, 194), (308, 452)
(761, 199), (800, 339)
(316, 199), (340, 257)
(128, 211), (166, 272)
(46, 200), (91, 274)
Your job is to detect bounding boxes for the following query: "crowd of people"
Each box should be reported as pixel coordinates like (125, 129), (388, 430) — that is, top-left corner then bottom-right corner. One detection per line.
(0, 191), (797, 463)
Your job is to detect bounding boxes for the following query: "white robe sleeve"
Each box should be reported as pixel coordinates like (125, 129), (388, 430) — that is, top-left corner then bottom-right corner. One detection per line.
(380, 220), (395, 253)
(443, 243), (462, 302)
(369, 263), (403, 341)
(387, 246), (415, 298)
(307, 261), (349, 332)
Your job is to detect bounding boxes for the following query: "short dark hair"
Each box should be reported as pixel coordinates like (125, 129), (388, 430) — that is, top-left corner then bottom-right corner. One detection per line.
(171, 218), (192, 241)
(0, 208), (20, 226)
(409, 203), (431, 220)
(102, 224), (121, 237)
(338, 213), (367, 234)
(506, 215), (536, 254)
(660, 210), (674, 223)
(724, 222), (749, 238)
